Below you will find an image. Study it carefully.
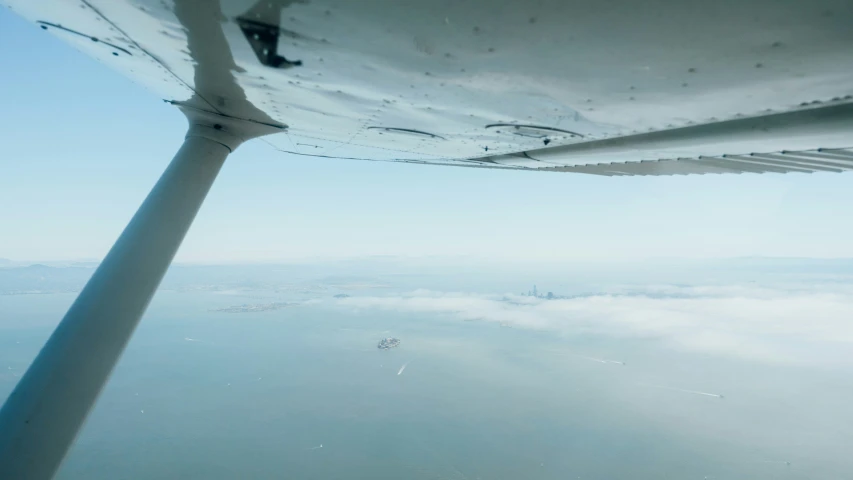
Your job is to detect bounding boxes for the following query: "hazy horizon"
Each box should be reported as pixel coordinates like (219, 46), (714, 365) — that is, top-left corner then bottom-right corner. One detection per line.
(3, 259), (853, 478)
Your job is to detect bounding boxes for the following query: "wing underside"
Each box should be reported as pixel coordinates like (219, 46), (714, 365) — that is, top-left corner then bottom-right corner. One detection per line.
(6, 0), (853, 175)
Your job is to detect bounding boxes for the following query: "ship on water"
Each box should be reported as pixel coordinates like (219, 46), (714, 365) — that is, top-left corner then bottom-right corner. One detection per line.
(377, 337), (401, 350)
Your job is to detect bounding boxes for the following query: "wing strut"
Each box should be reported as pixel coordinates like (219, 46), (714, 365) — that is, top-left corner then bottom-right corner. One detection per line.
(0, 110), (279, 479)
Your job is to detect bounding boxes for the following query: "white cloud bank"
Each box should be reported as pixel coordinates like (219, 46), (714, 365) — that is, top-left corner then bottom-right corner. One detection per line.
(336, 284), (853, 365)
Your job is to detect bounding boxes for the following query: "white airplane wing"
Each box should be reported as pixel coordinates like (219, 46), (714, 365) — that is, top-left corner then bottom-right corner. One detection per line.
(7, 0), (853, 175)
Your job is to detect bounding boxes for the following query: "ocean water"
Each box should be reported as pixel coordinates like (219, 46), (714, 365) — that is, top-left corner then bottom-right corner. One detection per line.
(2, 272), (853, 479)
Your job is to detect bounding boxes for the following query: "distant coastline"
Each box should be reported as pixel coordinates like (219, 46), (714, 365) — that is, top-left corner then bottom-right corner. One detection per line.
(211, 302), (296, 313)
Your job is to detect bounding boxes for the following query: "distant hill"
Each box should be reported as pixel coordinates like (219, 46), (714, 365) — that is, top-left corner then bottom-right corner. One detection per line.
(0, 264), (95, 294)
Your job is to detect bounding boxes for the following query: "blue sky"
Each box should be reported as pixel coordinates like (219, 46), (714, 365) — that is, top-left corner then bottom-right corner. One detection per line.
(2, 10), (853, 264)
